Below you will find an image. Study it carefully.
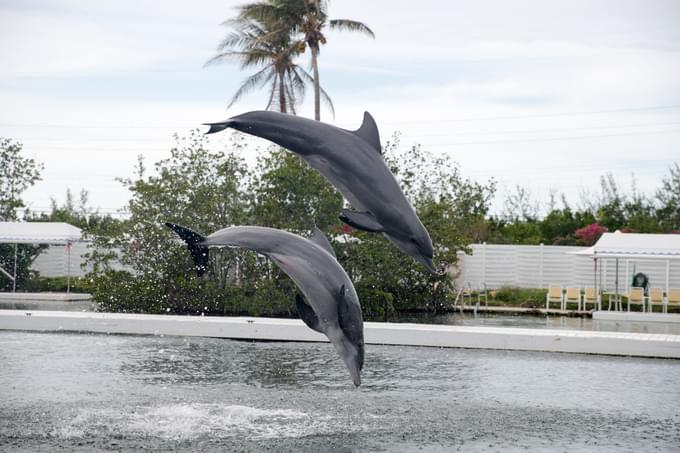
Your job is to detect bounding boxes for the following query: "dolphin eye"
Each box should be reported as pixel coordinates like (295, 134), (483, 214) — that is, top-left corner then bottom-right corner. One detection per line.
(410, 237), (417, 244)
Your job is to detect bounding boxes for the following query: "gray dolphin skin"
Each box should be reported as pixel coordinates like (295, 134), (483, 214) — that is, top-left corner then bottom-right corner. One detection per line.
(165, 222), (364, 386)
(203, 111), (438, 273)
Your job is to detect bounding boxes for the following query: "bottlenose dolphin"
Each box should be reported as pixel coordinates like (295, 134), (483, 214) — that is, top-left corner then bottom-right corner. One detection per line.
(165, 222), (364, 386)
(203, 111), (438, 273)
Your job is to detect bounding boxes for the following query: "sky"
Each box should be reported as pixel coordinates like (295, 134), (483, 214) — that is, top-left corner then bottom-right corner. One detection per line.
(1, 0), (679, 218)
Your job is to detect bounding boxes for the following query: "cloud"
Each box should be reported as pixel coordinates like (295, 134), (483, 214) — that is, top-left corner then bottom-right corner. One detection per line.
(0, 1), (233, 78)
(2, 0), (679, 214)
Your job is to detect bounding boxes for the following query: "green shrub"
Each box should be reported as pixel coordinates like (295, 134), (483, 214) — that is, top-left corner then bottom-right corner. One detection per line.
(21, 276), (92, 293)
(489, 286), (548, 308)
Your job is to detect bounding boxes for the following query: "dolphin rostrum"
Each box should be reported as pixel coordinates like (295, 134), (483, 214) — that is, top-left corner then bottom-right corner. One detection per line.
(165, 222), (365, 386)
(203, 111), (437, 273)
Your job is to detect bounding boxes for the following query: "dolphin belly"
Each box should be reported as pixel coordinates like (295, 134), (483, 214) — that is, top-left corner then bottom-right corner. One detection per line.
(302, 154), (368, 212)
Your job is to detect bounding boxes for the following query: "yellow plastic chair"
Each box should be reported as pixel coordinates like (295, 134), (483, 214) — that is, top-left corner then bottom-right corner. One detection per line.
(582, 287), (601, 311)
(546, 285), (564, 311)
(648, 288), (664, 313)
(564, 287), (581, 311)
(666, 288), (680, 314)
(627, 287), (645, 312)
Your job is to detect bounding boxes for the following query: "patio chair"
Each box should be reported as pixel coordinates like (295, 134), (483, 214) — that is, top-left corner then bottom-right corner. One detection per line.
(648, 288), (664, 313)
(564, 287), (581, 311)
(582, 287), (601, 311)
(666, 288), (680, 314)
(545, 285), (564, 311)
(627, 287), (645, 312)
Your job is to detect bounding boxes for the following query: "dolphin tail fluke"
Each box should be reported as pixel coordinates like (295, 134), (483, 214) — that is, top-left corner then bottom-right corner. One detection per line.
(164, 222), (209, 277)
(202, 121), (234, 135)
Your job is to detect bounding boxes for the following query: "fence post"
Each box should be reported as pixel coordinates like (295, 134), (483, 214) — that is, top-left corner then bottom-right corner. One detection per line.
(12, 243), (17, 293)
(513, 246), (519, 287)
(539, 243), (544, 289)
(481, 242), (487, 287)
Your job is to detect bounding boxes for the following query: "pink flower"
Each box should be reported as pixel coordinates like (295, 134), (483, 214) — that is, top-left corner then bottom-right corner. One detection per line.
(574, 223), (607, 245)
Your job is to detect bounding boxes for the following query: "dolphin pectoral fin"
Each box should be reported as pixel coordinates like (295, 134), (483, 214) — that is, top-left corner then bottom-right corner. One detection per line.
(352, 112), (382, 154)
(309, 226), (336, 258)
(202, 121), (233, 135)
(339, 209), (385, 233)
(164, 222), (209, 277)
(295, 294), (324, 334)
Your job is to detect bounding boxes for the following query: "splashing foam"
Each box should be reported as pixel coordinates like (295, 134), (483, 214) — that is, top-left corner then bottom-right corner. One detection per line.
(55, 404), (331, 440)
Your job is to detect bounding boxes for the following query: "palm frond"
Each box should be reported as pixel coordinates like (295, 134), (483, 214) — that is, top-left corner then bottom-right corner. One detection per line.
(328, 19), (375, 38)
(228, 65), (276, 108)
(293, 65), (334, 118)
(265, 76), (278, 110)
(318, 84), (335, 118)
(284, 82), (297, 115)
(205, 49), (272, 69)
(210, 0), (372, 113)
(288, 66), (307, 103)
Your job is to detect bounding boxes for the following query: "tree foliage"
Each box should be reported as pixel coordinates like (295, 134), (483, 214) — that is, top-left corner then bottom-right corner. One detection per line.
(488, 165), (680, 245)
(216, 0), (373, 119)
(207, 2), (314, 113)
(0, 138), (44, 290)
(86, 132), (495, 319)
(249, 148), (343, 232)
(0, 138), (43, 221)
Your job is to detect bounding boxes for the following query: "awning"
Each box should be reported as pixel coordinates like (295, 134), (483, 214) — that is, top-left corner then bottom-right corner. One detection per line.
(569, 231), (680, 260)
(0, 222), (82, 245)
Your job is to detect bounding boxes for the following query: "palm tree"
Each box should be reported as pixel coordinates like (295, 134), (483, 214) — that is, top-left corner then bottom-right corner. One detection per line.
(206, 15), (312, 114)
(239, 0), (375, 121)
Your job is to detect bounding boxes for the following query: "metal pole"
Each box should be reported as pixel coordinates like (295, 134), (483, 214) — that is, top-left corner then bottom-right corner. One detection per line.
(615, 258), (619, 311)
(539, 243), (544, 288)
(594, 257), (599, 311)
(12, 243), (17, 292)
(481, 242), (487, 287)
(599, 258), (603, 310)
(66, 242), (71, 294)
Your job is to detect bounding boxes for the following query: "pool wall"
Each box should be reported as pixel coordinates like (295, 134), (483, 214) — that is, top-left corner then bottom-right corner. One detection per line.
(593, 311), (680, 323)
(1, 309), (679, 358)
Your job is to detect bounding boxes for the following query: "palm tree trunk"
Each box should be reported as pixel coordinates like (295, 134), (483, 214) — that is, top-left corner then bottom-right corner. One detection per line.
(279, 72), (287, 113)
(311, 46), (321, 121)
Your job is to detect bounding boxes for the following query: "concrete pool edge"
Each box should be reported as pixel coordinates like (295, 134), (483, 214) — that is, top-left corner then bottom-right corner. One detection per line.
(1, 309), (679, 359)
(593, 311), (680, 324)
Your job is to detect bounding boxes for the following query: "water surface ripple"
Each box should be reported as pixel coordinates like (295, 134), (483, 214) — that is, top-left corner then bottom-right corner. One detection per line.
(0, 331), (678, 452)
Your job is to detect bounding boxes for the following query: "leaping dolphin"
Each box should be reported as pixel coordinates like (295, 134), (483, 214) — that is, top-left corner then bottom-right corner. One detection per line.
(203, 111), (438, 274)
(165, 222), (364, 386)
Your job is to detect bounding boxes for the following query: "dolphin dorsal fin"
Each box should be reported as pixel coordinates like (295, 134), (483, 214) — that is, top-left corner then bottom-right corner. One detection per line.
(353, 112), (381, 154)
(310, 227), (336, 258)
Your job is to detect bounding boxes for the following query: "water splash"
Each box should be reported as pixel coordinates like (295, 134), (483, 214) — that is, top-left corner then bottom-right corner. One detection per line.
(54, 404), (332, 440)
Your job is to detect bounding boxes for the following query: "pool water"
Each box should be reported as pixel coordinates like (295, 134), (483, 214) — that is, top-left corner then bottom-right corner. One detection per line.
(1, 331), (678, 452)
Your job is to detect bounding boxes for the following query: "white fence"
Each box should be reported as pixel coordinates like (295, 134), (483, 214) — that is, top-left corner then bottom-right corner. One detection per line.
(31, 242), (680, 292)
(31, 242), (91, 278)
(455, 243), (680, 291)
